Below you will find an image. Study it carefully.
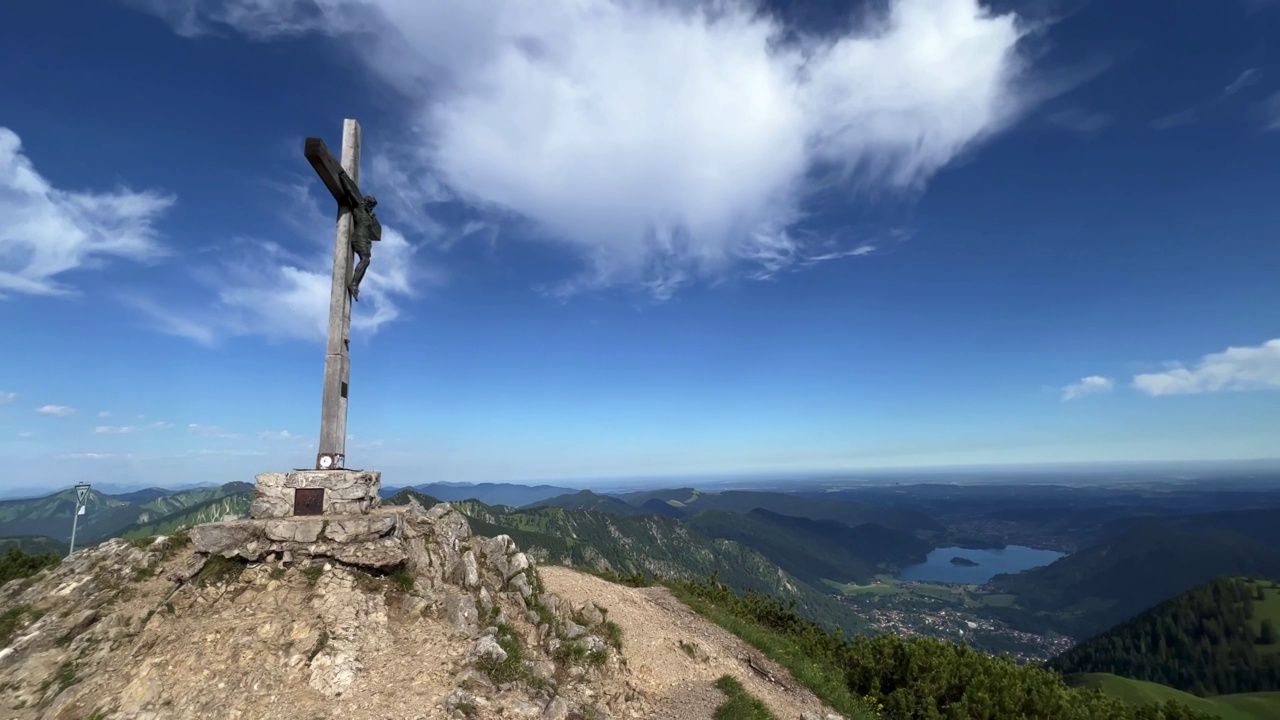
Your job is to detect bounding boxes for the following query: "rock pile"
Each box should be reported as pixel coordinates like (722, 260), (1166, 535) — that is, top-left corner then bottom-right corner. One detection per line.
(0, 501), (639, 720)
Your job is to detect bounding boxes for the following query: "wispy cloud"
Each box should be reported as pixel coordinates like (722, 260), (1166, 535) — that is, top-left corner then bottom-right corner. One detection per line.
(93, 425), (134, 434)
(1150, 67), (1266, 130)
(258, 430), (298, 441)
(1222, 68), (1263, 97)
(124, 188), (424, 346)
(1061, 375), (1114, 401)
(0, 391), (16, 405)
(188, 423), (240, 439)
(1266, 91), (1280, 131)
(1133, 339), (1280, 396)
(129, 0), (1053, 300)
(97, 410), (111, 418)
(35, 404), (75, 417)
(0, 127), (174, 297)
(16, 431), (33, 438)
(1045, 108), (1111, 135)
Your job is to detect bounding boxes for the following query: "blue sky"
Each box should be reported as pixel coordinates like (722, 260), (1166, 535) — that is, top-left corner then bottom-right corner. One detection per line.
(1, 0), (1278, 493)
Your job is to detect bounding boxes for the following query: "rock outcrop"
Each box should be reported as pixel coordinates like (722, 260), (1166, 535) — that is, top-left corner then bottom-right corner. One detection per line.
(0, 503), (635, 720)
(1, 501), (844, 719)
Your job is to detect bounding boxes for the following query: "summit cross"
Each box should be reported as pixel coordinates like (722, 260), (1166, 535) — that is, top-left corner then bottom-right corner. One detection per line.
(304, 118), (382, 471)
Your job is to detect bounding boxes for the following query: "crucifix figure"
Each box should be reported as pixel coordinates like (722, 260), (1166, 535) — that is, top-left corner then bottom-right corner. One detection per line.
(303, 119), (382, 470)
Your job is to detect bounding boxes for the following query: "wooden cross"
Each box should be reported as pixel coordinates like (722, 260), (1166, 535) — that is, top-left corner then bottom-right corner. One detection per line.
(303, 119), (382, 471)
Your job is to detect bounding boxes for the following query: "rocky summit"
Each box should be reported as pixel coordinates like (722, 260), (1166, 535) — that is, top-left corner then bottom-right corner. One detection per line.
(0, 500), (842, 720)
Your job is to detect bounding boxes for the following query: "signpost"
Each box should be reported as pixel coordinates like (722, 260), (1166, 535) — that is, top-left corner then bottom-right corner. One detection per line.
(68, 482), (91, 557)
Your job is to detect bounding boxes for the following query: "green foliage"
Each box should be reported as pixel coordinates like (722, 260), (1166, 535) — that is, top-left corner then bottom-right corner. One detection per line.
(192, 555), (247, 587)
(1048, 577), (1280, 696)
(1, 605), (41, 646)
(308, 630), (330, 662)
(302, 565), (324, 586)
(119, 491), (252, 540)
(1260, 620), (1276, 646)
(602, 619), (624, 651)
(713, 675), (777, 720)
(389, 566), (415, 593)
(674, 576), (1215, 720)
(0, 545), (59, 588)
(478, 625), (527, 683)
(268, 567), (286, 581)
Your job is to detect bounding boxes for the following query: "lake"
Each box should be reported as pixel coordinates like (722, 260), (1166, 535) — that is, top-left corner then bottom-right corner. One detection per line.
(896, 545), (1066, 585)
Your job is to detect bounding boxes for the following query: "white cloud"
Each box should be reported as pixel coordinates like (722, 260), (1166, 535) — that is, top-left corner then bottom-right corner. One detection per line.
(93, 425), (135, 434)
(1133, 339), (1280, 396)
(128, 0), (1042, 299)
(0, 391), (16, 405)
(147, 421), (174, 430)
(1267, 91), (1280, 131)
(16, 431), (33, 438)
(0, 127), (174, 297)
(258, 430), (297, 441)
(1061, 375), (1113, 401)
(97, 410), (111, 418)
(1222, 68), (1263, 97)
(188, 423), (240, 439)
(125, 197), (422, 345)
(35, 404), (75, 417)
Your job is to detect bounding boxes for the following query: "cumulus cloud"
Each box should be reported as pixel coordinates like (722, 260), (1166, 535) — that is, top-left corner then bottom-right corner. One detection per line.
(35, 404), (76, 417)
(1133, 339), (1280, 396)
(1061, 375), (1113, 401)
(0, 127), (174, 297)
(127, 0), (1041, 298)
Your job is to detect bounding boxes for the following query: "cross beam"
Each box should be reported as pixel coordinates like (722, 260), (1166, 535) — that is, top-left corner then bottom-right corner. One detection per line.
(304, 137), (382, 242)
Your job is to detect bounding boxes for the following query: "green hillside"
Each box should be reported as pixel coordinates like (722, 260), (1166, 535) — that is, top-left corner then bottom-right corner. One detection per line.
(986, 524), (1280, 637)
(527, 490), (646, 515)
(118, 490), (254, 539)
(0, 482), (254, 543)
(0, 535), (64, 556)
(1067, 673), (1280, 720)
(620, 489), (942, 535)
(1048, 577), (1280, 696)
(685, 508), (931, 584)
(672, 576), (1213, 720)
(388, 490), (868, 635)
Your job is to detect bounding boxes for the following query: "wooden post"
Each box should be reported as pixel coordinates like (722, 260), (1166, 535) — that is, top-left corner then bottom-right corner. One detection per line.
(316, 119), (360, 470)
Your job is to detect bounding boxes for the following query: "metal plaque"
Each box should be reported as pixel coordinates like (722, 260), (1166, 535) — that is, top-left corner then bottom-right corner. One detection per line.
(294, 488), (324, 516)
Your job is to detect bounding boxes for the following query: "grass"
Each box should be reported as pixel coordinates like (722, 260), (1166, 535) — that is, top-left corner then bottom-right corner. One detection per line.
(268, 567), (286, 581)
(302, 565), (324, 586)
(669, 585), (877, 720)
(389, 567), (415, 593)
(477, 624), (528, 683)
(601, 619), (624, 650)
(1, 605), (36, 646)
(191, 555), (247, 587)
(1070, 673), (1280, 720)
(1245, 580), (1280, 656)
(713, 675), (777, 720)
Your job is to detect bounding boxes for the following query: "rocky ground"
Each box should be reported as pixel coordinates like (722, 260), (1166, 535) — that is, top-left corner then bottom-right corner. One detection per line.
(0, 502), (843, 720)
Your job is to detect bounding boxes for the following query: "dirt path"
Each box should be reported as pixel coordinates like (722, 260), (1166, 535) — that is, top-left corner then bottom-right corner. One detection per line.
(539, 566), (839, 720)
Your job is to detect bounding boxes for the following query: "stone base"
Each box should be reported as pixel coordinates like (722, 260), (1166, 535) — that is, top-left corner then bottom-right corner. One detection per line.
(250, 469), (381, 519)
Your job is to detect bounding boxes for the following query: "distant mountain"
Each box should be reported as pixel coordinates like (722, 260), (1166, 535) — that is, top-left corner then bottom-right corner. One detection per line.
(1049, 577), (1280, 697)
(409, 482), (575, 507)
(620, 488), (943, 535)
(110, 487), (178, 503)
(118, 491), (254, 539)
(526, 490), (645, 515)
(387, 492), (867, 635)
(638, 498), (686, 517)
(0, 535), (64, 556)
(986, 523), (1280, 638)
(685, 508), (931, 585)
(0, 482), (253, 543)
